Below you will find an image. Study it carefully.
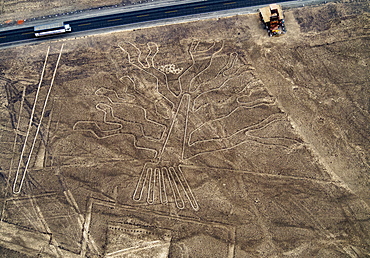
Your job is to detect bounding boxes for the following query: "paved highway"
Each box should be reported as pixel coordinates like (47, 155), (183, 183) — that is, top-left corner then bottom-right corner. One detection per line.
(0, 0), (295, 45)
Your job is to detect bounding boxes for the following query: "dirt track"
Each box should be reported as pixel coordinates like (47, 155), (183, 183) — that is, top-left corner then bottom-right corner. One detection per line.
(0, 0), (369, 257)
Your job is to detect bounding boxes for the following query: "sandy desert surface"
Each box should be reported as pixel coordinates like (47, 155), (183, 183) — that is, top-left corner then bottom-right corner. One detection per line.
(0, 0), (369, 257)
(0, 0), (147, 24)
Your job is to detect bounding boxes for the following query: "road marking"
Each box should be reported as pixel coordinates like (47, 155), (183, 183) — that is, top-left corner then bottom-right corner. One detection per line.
(224, 1), (236, 5)
(108, 18), (122, 22)
(21, 32), (34, 35)
(194, 6), (207, 9)
(136, 14), (149, 17)
(0, 36), (6, 38)
(165, 10), (178, 13)
(78, 23), (91, 26)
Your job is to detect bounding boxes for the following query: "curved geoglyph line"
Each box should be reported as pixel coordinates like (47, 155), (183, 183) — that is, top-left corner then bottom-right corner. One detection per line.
(118, 42), (177, 117)
(191, 70), (267, 113)
(220, 52), (238, 77)
(95, 86), (135, 103)
(95, 87), (166, 127)
(73, 121), (158, 158)
(183, 113), (292, 161)
(73, 91), (161, 158)
(118, 42), (159, 69)
(188, 99), (279, 145)
(190, 51), (237, 94)
(130, 41), (238, 211)
(95, 103), (124, 129)
(188, 113), (286, 147)
(188, 41), (225, 93)
(146, 42), (159, 68)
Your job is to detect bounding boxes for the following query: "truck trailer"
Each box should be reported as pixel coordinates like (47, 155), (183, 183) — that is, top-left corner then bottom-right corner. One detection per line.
(34, 22), (71, 37)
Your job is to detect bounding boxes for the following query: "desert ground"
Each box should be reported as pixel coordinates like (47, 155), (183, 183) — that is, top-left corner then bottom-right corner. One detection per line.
(0, 0), (148, 25)
(0, 0), (369, 257)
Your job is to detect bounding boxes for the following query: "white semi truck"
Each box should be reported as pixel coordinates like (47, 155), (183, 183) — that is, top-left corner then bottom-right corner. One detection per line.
(34, 22), (71, 37)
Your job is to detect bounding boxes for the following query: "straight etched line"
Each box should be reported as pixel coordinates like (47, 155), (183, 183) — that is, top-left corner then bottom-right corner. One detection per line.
(1, 85), (26, 220)
(13, 44), (64, 194)
(12, 46), (50, 194)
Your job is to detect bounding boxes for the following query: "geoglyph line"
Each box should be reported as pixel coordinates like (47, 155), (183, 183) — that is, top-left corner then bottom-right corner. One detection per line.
(3, 84), (26, 199)
(133, 164), (199, 211)
(188, 105), (283, 146)
(146, 42), (159, 68)
(158, 93), (188, 158)
(220, 52), (238, 77)
(191, 77), (232, 113)
(167, 167), (185, 209)
(130, 41), (229, 211)
(174, 166), (199, 211)
(188, 41), (224, 93)
(94, 88), (167, 140)
(185, 114), (295, 159)
(106, 241), (163, 257)
(13, 44), (64, 194)
(95, 87), (135, 104)
(181, 94), (191, 160)
(73, 121), (158, 158)
(192, 78), (270, 114)
(11, 46), (50, 194)
(158, 168), (168, 204)
(85, 197), (236, 256)
(189, 50), (236, 93)
(119, 42), (178, 105)
(30, 196), (64, 257)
